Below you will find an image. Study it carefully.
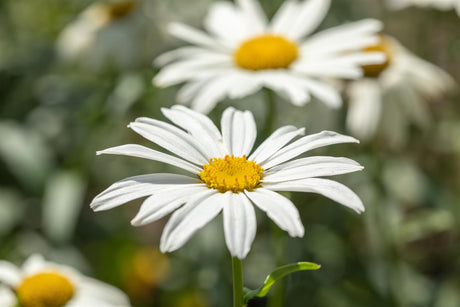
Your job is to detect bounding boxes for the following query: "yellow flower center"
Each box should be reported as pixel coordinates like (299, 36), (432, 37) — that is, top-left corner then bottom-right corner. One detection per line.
(106, 0), (136, 20)
(200, 155), (263, 193)
(361, 36), (393, 78)
(17, 272), (75, 307)
(234, 35), (299, 71)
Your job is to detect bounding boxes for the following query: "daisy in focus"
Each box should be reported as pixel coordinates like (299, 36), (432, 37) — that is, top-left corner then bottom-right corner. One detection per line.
(0, 254), (131, 307)
(385, 0), (460, 16)
(90, 105), (364, 259)
(153, 0), (386, 114)
(345, 34), (455, 144)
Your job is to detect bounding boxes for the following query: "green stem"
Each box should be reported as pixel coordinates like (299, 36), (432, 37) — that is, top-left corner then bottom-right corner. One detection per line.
(232, 257), (244, 307)
(264, 88), (277, 136)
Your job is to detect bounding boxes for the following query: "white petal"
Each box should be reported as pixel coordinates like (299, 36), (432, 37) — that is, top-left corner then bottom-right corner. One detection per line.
(302, 78), (342, 108)
(160, 190), (223, 253)
(223, 192), (257, 259)
(90, 174), (200, 212)
(280, 0), (330, 40)
(21, 254), (47, 275)
(161, 106), (226, 157)
(70, 276), (131, 307)
(262, 131), (359, 169)
(263, 156), (363, 182)
(346, 79), (383, 140)
(236, 0), (268, 35)
(245, 188), (304, 237)
(0, 261), (21, 287)
(154, 46), (220, 66)
(302, 19), (383, 56)
(0, 286), (17, 307)
(168, 22), (226, 51)
(129, 118), (208, 165)
(204, 1), (249, 47)
(97, 144), (201, 174)
(249, 126), (305, 164)
(260, 72), (312, 106)
(222, 108), (257, 156)
(264, 178), (365, 213)
(131, 185), (209, 226)
(269, 1), (299, 35)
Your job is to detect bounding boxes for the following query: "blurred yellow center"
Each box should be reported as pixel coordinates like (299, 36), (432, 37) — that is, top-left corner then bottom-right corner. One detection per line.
(200, 155), (263, 192)
(17, 272), (75, 307)
(361, 36), (392, 78)
(106, 0), (136, 19)
(235, 35), (298, 71)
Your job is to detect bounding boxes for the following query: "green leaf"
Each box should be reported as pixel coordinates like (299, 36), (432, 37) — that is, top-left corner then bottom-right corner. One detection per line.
(244, 262), (321, 303)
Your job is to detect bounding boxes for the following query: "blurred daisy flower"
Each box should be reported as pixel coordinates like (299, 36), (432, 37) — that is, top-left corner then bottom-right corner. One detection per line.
(385, 0), (460, 16)
(56, 0), (148, 70)
(153, 0), (385, 113)
(0, 286), (16, 307)
(90, 105), (364, 259)
(0, 254), (131, 307)
(345, 35), (455, 143)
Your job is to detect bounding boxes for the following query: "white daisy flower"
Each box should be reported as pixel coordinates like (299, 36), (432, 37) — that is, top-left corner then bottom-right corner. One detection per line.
(385, 0), (460, 16)
(345, 35), (455, 143)
(90, 105), (364, 259)
(56, 0), (147, 70)
(153, 0), (386, 114)
(0, 254), (131, 307)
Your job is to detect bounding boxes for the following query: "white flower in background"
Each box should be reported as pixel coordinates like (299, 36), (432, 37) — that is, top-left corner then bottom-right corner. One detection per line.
(0, 286), (16, 307)
(0, 254), (131, 307)
(90, 105), (364, 259)
(345, 35), (455, 143)
(56, 0), (147, 70)
(153, 0), (385, 114)
(385, 0), (460, 16)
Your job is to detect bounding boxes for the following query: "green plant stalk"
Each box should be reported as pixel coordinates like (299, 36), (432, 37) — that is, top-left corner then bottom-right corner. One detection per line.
(264, 88), (277, 136)
(232, 257), (244, 307)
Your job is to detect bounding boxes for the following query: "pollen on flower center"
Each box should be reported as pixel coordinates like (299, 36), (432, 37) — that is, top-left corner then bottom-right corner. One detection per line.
(17, 272), (75, 307)
(361, 36), (393, 78)
(234, 35), (299, 71)
(200, 155), (263, 193)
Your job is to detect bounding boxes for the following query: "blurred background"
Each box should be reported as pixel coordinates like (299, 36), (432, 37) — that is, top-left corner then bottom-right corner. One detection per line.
(0, 0), (459, 306)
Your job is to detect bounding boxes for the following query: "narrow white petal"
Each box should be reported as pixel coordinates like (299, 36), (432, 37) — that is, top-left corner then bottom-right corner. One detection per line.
(221, 107), (236, 154)
(190, 74), (238, 114)
(260, 72), (312, 106)
(262, 131), (359, 169)
(176, 79), (208, 104)
(236, 0), (268, 35)
(287, 0), (331, 40)
(90, 174), (200, 212)
(97, 144), (201, 174)
(270, 1), (299, 34)
(264, 178), (365, 213)
(0, 286), (17, 307)
(228, 110), (257, 157)
(204, 1), (249, 47)
(0, 261), (21, 287)
(168, 22), (226, 51)
(245, 189), (304, 237)
(346, 79), (383, 140)
(160, 191), (223, 253)
(263, 156), (363, 182)
(131, 185), (209, 226)
(302, 78), (342, 108)
(249, 126), (305, 164)
(154, 46), (219, 66)
(223, 192), (257, 259)
(162, 106), (226, 157)
(129, 118), (209, 165)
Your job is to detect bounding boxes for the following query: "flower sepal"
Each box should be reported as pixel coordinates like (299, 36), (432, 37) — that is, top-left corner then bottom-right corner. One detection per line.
(243, 261), (321, 304)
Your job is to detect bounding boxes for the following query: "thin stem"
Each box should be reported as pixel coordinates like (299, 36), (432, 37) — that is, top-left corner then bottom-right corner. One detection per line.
(264, 88), (277, 136)
(232, 257), (244, 307)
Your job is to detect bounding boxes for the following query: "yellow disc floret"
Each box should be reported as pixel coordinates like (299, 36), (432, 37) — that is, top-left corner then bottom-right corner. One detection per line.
(200, 155), (263, 193)
(17, 272), (75, 307)
(361, 36), (393, 78)
(235, 35), (299, 71)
